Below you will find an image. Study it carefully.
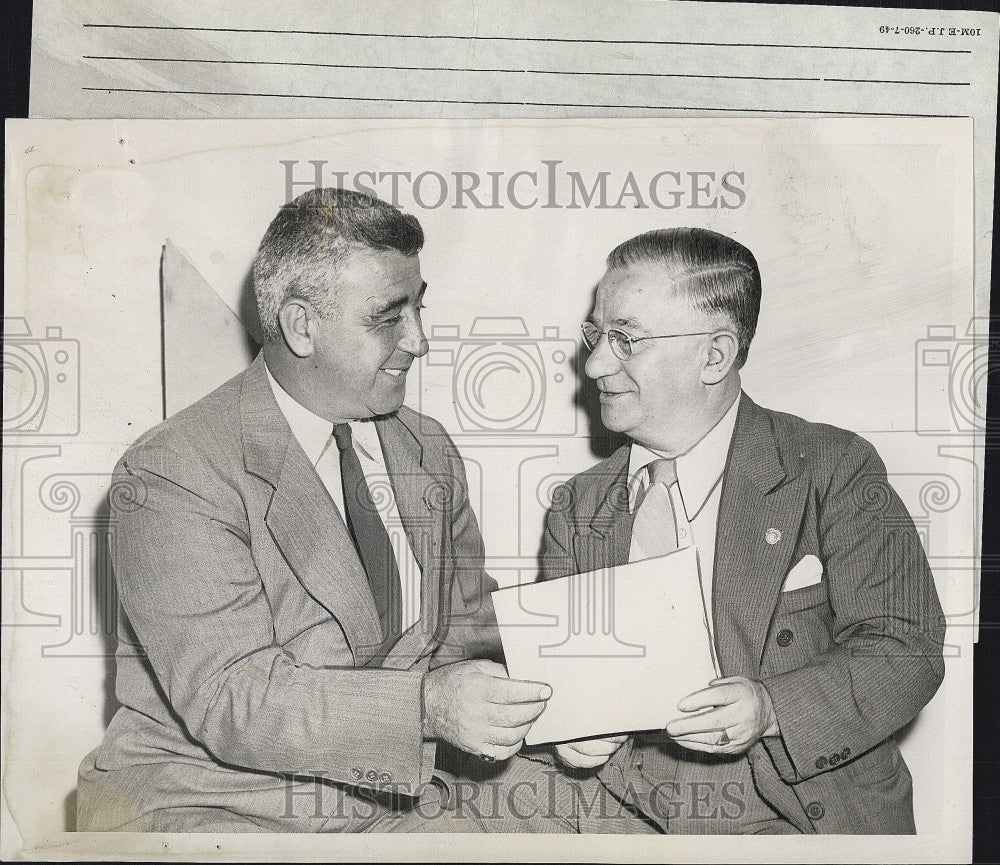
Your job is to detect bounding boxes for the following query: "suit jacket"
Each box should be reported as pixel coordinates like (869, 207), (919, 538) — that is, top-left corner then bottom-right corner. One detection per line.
(538, 392), (945, 834)
(78, 354), (501, 832)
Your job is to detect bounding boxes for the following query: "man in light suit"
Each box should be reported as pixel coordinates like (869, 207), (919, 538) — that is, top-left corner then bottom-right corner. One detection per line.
(466, 226), (945, 834)
(77, 188), (551, 832)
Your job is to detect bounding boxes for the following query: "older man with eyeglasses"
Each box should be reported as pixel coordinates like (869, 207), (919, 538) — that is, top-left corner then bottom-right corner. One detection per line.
(554, 226), (946, 834)
(427, 226), (945, 835)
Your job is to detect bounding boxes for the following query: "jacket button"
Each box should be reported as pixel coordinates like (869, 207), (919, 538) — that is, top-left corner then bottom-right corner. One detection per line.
(806, 801), (825, 821)
(378, 772), (392, 784)
(365, 770), (377, 782)
(351, 767), (363, 780)
(841, 747), (851, 759)
(776, 629), (794, 647)
(829, 753), (841, 766)
(814, 756), (828, 770)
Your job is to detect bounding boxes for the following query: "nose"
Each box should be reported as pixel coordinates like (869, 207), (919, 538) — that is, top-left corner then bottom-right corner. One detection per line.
(584, 332), (621, 380)
(398, 309), (429, 358)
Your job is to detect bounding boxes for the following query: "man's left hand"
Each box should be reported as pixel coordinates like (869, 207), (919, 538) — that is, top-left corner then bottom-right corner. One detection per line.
(664, 676), (779, 755)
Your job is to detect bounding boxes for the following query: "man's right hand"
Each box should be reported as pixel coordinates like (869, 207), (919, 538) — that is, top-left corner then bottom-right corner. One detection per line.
(422, 659), (551, 761)
(554, 735), (628, 769)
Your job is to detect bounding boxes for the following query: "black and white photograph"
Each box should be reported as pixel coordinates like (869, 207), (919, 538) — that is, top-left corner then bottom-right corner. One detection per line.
(2, 114), (985, 861)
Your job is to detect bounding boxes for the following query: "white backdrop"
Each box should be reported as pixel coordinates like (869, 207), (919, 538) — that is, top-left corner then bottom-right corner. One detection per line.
(3, 118), (977, 858)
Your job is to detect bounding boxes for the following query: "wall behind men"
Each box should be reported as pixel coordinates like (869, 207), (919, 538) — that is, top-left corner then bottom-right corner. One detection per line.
(3, 119), (975, 842)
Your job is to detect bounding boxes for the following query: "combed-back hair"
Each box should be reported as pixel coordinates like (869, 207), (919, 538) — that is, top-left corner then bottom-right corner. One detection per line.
(606, 227), (761, 369)
(253, 187), (424, 342)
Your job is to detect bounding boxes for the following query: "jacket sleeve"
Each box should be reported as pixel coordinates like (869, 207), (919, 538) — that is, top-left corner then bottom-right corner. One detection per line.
(110, 446), (433, 792)
(760, 435), (945, 783)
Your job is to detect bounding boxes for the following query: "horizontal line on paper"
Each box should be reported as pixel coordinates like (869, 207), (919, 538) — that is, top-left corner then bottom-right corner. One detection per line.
(79, 86), (969, 116)
(80, 57), (972, 86)
(79, 25), (974, 54)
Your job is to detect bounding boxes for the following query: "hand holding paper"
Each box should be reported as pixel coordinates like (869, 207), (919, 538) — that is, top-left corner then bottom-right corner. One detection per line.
(422, 660), (552, 761)
(665, 676), (779, 755)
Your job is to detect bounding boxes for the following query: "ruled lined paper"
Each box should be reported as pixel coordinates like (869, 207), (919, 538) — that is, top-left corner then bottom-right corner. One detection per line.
(31, 0), (995, 120)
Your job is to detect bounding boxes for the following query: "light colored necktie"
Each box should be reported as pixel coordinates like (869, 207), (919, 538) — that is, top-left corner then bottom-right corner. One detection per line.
(630, 458), (681, 561)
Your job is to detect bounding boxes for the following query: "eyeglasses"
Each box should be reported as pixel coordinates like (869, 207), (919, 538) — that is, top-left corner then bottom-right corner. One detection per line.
(580, 322), (712, 360)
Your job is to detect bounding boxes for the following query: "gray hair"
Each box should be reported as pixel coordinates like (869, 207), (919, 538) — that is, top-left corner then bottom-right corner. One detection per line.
(607, 227), (761, 369)
(253, 187), (424, 342)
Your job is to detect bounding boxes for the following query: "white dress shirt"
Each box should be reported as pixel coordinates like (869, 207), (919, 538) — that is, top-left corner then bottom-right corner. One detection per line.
(265, 364), (422, 631)
(627, 394), (741, 646)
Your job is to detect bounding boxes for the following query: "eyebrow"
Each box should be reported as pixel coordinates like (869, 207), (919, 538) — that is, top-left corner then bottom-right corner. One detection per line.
(368, 282), (427, 318)
(609, 316), (649, 334)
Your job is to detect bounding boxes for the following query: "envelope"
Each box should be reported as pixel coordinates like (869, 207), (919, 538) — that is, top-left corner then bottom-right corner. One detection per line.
(781, 554), (824, 592)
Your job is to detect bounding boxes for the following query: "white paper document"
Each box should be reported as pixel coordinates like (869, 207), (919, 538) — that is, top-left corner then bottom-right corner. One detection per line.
(492, 545), (718, 745)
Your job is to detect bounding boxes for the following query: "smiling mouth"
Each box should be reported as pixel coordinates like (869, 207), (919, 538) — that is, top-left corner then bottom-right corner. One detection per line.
(380, 368), (409, 378)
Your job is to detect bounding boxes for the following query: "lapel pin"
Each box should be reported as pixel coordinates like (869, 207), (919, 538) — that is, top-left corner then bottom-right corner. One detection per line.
(765, 528), (781, 545)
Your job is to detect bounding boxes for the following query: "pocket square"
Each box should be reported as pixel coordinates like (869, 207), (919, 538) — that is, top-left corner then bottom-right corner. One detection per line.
(781, 554), (824, 592)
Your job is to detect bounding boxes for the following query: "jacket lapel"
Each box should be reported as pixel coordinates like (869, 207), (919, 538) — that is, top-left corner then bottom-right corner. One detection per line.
(240, 354), (383, 664)
(374, 413), (447, 669)
(712, 393), (809, 677)
(576, 445), (633, 572)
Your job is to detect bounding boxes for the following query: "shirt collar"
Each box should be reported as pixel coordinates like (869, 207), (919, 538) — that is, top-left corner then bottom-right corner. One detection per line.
(265, 363), (384, 466)
(627, 393), (741, 517)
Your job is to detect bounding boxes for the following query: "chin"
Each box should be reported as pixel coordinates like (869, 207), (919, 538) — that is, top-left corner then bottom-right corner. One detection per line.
(368, 395), (406, 418)
(599, 406), (635, 435)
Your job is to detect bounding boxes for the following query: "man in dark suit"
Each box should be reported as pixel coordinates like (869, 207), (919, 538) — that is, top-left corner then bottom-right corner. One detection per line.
(77, 188), (551, 832)
(472, 226), (945, 834)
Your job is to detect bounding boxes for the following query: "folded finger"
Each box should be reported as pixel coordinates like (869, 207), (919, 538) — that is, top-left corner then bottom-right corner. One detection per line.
(490, 699), (549, 728)
(676, 683), (739, 712)
(568, 738), (625, 757)
(488, 721), (535, 747)
(671, 737), (722, 754)
(487, 741), (523, 762)
(561, 751), (612, 769)
(669, 730), (725, 746)
(665, 708), (727, 738)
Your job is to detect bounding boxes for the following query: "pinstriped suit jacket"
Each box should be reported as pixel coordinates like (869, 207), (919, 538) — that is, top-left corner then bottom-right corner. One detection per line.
(539, 392), (945, 834)
(77, 353), (501, 832)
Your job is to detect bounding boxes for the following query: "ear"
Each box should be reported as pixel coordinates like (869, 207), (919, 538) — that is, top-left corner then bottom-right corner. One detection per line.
(278, 298), (317, 358)
(701, 329), (739, 385)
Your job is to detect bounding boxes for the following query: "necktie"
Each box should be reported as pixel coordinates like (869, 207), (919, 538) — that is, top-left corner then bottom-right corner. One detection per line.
(331, 424), (402, 651)
(630, 458), (681, 561)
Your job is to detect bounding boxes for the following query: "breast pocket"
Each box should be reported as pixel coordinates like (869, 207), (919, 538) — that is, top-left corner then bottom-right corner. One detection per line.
(763, 581), (833, 675)
(776, 579), (829, 613)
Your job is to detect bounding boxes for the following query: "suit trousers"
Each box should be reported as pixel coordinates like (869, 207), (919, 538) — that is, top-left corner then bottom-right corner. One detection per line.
(599, 735), (799, 834)
(381, 747), (660, 833)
